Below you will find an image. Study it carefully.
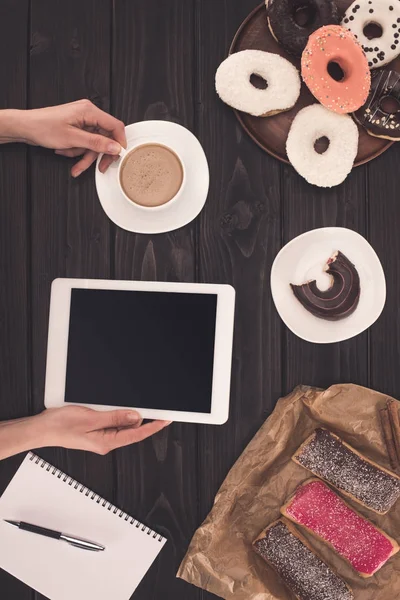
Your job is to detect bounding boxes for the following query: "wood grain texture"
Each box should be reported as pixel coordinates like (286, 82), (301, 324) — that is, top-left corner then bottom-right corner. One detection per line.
(1, 1), (400, 599)
(0, 1), (32, 598)
(111, 1), (200, 599)
(368, 146), (400, 398)
(28, 3), (114, 598)
(196, 0), (282, 557)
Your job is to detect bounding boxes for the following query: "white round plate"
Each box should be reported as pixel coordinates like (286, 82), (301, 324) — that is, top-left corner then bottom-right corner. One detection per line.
(270, 227), (386, 344)
(95, 120), (209, 234)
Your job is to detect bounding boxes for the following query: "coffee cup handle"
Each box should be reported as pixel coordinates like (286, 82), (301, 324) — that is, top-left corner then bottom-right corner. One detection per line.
(119, 147), (128, 159)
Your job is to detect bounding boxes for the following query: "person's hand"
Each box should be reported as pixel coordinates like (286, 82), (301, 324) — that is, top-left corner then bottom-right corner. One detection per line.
(0, 407), (171, 460)
(36, 407), (171, 454)
(5, 99), (127, 177)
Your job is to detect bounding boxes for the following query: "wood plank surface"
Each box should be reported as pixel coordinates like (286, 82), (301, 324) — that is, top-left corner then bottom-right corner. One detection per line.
(0, 1), (399, 599)
(368, 147), (400, 399)
(0, 1), (32, 599)
(28, 1), (114, 598)
(195, 0), (282, 541)
(111, 1), (200, 598)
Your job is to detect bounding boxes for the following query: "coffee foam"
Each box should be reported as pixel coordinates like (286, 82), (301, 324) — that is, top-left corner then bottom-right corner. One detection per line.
(120, 144), (183, 207)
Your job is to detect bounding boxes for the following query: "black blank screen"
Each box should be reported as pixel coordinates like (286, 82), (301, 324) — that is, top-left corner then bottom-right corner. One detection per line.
(65, 289), (217, 413)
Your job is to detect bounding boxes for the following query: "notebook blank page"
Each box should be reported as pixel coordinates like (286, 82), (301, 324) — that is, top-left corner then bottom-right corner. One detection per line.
(0, 454), (166, 600)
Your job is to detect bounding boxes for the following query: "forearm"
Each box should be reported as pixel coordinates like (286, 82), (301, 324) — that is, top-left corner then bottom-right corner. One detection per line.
(0, 109), (30, 144)
(0, 414), (47, 460)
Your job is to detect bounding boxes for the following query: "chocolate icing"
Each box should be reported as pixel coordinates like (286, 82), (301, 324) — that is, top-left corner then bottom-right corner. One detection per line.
(267, 0), (340, 56)
(353, 69), (400, 140)
(290, 251), (360, 321)
(254, 520), (353, 600)
(295, 428), (400, 513)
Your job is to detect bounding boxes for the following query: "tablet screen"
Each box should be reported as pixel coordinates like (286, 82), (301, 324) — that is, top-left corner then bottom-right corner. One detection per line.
(65, 289), (217, 413)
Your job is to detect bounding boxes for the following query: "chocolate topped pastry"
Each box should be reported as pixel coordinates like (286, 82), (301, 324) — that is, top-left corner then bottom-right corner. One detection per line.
(353, 69), (400, 141)
(254, 519), (353, 600)
(290, 251), (360, 320)
(266, 0), (340, 56)
(293, 428), (400, 514)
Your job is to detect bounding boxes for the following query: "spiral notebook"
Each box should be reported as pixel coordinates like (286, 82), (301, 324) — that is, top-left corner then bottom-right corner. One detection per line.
(0, 452), (167, 600)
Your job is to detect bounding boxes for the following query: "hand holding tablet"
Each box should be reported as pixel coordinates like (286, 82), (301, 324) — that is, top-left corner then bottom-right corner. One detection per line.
(44, 279), (235, 425)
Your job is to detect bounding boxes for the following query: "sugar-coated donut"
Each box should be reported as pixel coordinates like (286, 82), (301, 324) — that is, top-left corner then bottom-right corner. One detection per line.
(342, 0), (400, 68)
(266, 0), (340, 56)
(215, 50), (301, 117)
(302, 25), (371, 114)
(286, 104), (359, 187)
(353, 69), (400, 140)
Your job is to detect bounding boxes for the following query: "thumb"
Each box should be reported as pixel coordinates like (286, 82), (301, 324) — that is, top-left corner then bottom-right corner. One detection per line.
(71, 129), (122, 155)
(96, 409), (142, 430)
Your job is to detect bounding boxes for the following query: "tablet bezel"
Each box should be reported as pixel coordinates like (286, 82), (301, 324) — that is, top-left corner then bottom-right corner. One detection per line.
(44, 278), (235, 425)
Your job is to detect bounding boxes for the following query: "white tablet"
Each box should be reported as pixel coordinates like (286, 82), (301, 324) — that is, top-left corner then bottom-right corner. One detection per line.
(44, 278), (235, 424)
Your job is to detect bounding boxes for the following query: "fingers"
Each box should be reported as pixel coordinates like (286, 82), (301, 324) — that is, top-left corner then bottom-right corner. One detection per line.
(71, 150), (98, 178)
(93, 409), (143, 431)
(69, 127), (123, 156)
(55, 148), (85, 158)
(80, 100), (127, 149)
(111, 420), (172, 449)
(98, 153), (118, 174)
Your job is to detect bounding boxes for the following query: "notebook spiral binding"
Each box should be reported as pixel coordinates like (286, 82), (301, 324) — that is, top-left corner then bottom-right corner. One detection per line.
(28, 453), (165, 542)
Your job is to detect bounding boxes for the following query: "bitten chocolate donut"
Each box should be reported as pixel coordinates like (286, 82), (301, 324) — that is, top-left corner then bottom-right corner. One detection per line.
(266, 0), (340, 56)
(342, 0), (400, 68)
(215, 50), (301, 117)
(353, 69), (400, 140)
(286, 104), (359, 187)
(302, 26), (371, 114)
(290, 251), (361, 320)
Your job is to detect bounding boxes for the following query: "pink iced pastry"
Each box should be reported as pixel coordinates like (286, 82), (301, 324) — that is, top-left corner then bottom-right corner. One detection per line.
(281, 479), (399, 577)
(301, 25), (371, 114)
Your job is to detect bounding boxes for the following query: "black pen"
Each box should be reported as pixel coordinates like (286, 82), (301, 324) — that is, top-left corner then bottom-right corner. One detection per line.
(4, 520), (105, 552)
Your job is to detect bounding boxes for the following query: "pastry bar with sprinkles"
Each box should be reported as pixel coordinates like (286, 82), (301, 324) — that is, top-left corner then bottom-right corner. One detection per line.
(253, 519), (354, 600)
(282, 479), (399, 577)
(293, 428), (400, 513)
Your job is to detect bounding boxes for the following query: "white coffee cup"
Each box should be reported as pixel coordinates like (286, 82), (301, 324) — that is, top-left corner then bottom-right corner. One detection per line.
(117, 142), (186, 211)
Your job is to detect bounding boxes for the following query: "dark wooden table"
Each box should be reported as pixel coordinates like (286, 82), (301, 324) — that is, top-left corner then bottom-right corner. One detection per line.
(0, 1), (399, 598)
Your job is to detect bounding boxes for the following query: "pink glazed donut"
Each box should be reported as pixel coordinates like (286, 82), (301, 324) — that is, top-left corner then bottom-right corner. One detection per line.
(301, 25), (371, 114)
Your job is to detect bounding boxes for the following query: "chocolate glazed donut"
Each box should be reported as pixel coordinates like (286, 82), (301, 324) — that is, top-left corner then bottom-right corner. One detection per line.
(290, 251), (360, 320)
(266, 0), (340, 56)
(353, 69), (400, 140)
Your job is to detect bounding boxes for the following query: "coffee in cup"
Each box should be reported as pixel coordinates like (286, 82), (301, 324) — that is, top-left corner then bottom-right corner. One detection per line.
(119, 143), (184, 208)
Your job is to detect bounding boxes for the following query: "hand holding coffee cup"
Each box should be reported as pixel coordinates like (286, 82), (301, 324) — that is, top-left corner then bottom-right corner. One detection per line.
(118, 143), (185, 210)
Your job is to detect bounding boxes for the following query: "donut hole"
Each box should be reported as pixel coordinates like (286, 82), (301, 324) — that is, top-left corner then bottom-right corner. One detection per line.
(363, 22), (383, 40)
(327, 62), (345, 82)
(250, 73), (268, 90)
(293, 5), (315, 27)
(379, 95), (400, 114)
(314, 136), (330, 154)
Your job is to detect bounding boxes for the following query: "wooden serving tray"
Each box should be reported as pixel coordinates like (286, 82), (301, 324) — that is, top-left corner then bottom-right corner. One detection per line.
(230, 1), (400, 165)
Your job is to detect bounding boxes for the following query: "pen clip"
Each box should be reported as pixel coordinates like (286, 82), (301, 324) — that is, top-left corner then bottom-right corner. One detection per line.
(67, 540), (102, 552)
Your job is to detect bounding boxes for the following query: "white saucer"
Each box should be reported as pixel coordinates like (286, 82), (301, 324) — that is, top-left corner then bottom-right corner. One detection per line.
(95, 121), (209, 234)
(270, 227), (386, 344)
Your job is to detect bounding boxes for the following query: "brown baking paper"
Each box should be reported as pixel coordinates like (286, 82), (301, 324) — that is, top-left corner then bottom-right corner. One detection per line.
(177, 384), (400, 599)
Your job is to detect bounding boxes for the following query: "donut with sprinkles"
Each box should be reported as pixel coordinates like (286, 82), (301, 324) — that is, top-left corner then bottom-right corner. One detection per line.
(266, 0), (340, 56)
(215, 50), (301, 117)
(342, 0), (400, 68)
(353, 68), (400, 139)
(286, 104), (359, 187)
(302, 25), (371, 114)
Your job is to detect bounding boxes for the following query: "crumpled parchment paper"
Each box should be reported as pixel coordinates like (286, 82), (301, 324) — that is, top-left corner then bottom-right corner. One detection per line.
(177, 384), (400, 599)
